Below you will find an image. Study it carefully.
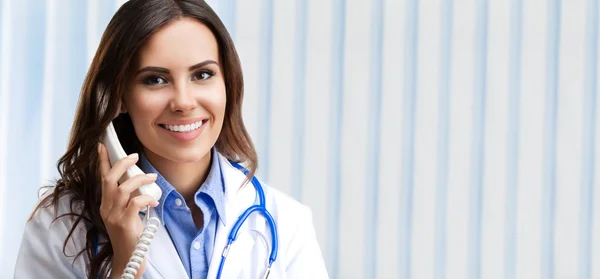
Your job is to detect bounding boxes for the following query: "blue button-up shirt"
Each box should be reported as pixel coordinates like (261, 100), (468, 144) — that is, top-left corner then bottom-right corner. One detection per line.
(139, 148), (225, 279)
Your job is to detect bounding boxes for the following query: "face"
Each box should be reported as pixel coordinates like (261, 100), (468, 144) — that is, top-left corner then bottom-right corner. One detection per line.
(123, 17), (226, 165)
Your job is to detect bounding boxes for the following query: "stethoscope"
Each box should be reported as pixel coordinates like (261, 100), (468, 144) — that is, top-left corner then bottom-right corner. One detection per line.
(92, 162), (279, 279)
(219, 162), (278, 279)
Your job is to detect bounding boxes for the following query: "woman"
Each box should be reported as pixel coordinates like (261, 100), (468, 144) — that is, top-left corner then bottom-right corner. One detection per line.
(14, 0), (328, 278)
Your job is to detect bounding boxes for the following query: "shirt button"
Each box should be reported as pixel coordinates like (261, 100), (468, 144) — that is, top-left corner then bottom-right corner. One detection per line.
(193, 241), (201, 250)
(175, 198), (183, 207)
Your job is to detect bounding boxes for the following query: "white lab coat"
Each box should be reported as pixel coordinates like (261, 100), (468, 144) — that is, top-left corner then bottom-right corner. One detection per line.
(14, 153), (329, 278)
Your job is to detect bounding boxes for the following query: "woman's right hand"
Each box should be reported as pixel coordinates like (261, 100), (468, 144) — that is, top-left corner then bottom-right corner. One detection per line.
(98, 143), (159, 279)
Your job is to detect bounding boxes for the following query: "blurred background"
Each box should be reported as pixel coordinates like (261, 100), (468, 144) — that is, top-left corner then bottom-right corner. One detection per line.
(1, 0), (599, 278)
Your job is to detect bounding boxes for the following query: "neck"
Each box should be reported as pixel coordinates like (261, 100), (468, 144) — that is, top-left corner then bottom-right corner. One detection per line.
(143, 148), (212, 201)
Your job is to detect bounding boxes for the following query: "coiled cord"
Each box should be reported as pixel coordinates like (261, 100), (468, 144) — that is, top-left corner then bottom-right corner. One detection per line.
(120, 206), (161, 279)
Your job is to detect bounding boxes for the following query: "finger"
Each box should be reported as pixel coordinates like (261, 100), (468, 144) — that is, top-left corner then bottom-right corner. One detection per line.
(99, 143), (115, 211)
(98, 143), (111, 180)
(113, 173), (158, 209)
(99, 145), (139, 211)
(125, 195), (160, 217)
(104, 152), (139, 189)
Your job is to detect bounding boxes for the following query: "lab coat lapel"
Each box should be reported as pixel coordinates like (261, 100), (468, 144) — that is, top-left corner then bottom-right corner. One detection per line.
(145, 209), (188, 278)
(207, 155), (265, 279)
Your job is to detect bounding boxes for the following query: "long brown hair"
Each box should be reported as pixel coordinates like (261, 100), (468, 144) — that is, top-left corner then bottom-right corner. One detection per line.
(32, 0), (257, 277)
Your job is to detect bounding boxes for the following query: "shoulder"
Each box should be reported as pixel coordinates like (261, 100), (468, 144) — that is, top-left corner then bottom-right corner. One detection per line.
(27, 189), (87, 237)
(262, 184), (311, 221)
(259, 182), (311, 245)
(262, 182), (305, 207)
(260, 183), (315, 246)
(260, 182), (330, 277)
(217, 153), (315, 245)
(15, 189), (89, 277)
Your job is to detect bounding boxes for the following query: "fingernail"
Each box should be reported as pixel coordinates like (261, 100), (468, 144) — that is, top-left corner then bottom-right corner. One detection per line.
(128, 153), (139, 159)
(146, 173), (157, 178)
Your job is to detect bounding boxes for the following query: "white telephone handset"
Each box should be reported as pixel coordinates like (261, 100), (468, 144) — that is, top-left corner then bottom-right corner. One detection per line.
(100, 121), (162, 279)
(100, 121), (162, 201)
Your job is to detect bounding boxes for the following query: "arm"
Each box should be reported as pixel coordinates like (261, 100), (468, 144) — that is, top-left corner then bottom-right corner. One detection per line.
(284, 206), (329, 279)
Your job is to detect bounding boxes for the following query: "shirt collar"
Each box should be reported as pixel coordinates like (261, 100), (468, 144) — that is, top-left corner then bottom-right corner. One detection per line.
(138, 148), (226, 224)
(196, 147), (226, 225)
(138, 152), (173, 222)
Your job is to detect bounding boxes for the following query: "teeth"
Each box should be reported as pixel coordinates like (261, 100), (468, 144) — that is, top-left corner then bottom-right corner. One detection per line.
(164, 121), (204, 133)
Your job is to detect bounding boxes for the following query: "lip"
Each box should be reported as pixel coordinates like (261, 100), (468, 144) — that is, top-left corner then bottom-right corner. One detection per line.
(159, 117), (207, 125)
(158, 118), (208, 142)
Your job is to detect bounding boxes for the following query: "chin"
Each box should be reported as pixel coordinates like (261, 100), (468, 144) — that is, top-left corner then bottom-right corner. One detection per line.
(160, 148), (211, 164)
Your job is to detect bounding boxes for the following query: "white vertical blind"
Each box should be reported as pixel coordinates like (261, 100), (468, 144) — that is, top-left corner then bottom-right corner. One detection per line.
(1, 0), (598, 278)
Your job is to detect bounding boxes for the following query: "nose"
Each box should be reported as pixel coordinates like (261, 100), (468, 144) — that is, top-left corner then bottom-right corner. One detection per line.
(170, 83), (196, 113)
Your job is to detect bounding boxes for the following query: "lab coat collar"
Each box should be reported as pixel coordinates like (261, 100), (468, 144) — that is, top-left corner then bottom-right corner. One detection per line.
(219, 153), (257, 227)
(207, 154), (267, 278)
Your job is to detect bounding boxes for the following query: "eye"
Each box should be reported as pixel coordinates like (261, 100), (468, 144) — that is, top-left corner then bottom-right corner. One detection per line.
(142, 75), (168, 85)
(193, 70), (215, 81)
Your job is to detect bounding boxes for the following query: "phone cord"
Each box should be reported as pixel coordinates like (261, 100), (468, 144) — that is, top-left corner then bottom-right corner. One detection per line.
(120, 206), (161, 279)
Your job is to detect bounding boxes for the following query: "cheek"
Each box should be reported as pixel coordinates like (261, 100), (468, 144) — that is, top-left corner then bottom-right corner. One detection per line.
(126, 92), (165, 123)
(216, 92), (227, 119)
(207, 84), (227, 121)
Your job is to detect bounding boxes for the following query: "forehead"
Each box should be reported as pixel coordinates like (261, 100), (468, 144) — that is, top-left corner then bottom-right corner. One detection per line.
(136, 17), (219, 67)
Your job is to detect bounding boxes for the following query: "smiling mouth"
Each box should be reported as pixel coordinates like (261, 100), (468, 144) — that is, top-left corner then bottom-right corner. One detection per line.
(159, 120), (207, 133)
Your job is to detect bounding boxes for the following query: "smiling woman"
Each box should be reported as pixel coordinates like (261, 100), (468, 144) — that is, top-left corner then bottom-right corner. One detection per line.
(125, 18), (228, 196)
(12, 1), (328, 279)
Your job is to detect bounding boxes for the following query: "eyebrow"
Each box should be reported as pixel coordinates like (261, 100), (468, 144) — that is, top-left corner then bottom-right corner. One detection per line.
(136, 60), (218, 75)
